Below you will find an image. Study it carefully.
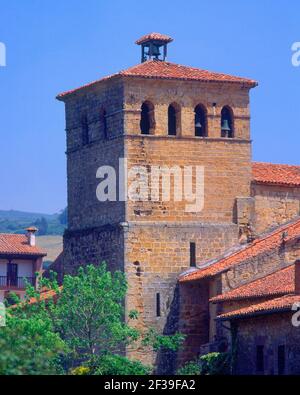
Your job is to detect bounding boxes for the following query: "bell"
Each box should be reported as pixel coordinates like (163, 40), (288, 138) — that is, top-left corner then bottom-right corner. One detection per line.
(221, 119), (231, 132)
(195, 121), (202, 129)
(152, 45), (161, 57)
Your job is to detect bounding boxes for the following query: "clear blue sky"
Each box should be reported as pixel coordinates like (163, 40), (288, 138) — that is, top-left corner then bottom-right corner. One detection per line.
(0, 0), (299, 213)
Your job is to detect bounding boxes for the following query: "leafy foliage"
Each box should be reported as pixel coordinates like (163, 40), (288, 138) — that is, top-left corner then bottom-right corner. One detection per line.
(94, 355), (151, 375)
(176, 361), (201, 375)
(0, 308), (65, 375)
(0, 263), (184, 375)
(54, 265), (140, 361)
(177, 353), (230, 376)
(200, 352), (230, 375)
(142, 328), (184, 352)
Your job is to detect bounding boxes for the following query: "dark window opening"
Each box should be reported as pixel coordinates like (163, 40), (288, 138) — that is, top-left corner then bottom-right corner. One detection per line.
(156, 293), (161, 317)
(82, 115), (89, 145)
(256, 345), (264, 373)
(278, 345), (285, 375)
(140, 102), (154, 135)
(190, 242), (196, 267)
(7, 263), (18, 287)
(195, 105), (207, 137)
(168, 104), (177, 136)
(221, 106), (234, 138)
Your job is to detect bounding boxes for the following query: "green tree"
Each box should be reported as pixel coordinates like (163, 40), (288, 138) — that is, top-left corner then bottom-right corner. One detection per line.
(52, 264), (184, 372)
(1, 263), (184, 375)
(33, 217), (48, 235)
(0, 305), (65, 375)
(54, 265), (140, 364)
(58, 208), (68, 226)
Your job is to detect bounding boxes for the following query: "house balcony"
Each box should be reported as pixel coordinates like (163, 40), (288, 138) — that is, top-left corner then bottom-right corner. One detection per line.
(0, 276), (36, 290)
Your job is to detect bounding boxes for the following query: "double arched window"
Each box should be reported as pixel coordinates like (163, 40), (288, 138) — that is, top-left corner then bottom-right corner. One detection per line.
(221, 106), (234, 138)
(168, 103), (181, 136)
(140, 101), (155, 135)
(194, 104), (207, 137)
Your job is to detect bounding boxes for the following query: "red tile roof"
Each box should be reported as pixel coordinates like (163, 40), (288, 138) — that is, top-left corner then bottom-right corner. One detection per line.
(0, 234), (46, 257)
(180, 217), (300, 283)
(210, 265), (295, 303)
(217, 294), (300, 321)
(10, 287), (62, 309)
(135, 33), (173, 45)
(252, 162), (300, 187)
(57, 60), (257, 99)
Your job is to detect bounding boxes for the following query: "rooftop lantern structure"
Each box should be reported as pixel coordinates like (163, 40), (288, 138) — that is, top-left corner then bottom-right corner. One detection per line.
(135, 33), (173, 63)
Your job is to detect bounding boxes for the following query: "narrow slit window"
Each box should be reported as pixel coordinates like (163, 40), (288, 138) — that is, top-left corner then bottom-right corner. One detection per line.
(278, 345), (285, 375)
(256, 345), (264, 373)
(190, 242), (196, 267)
(156, 293), (161, 317)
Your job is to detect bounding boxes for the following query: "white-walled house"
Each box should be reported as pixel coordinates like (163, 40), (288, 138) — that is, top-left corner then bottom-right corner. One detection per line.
(0, 228), (46, 302)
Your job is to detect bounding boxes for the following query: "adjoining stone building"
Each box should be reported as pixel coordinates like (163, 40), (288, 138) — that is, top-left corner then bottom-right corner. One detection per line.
(55, 33), (300, 373)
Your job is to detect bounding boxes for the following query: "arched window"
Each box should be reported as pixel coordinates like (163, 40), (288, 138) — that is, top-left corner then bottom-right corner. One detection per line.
(140, 101), (154, 135)
(100, 109), (107, 139)
(168, 103), (181, 136)
(221, 106), (234, 138)
(194, 104), (207, 137)
(81, 114), (89, 145)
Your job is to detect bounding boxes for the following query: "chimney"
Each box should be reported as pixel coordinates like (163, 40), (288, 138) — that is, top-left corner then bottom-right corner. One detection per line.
(25, 227), (38, 247)
(295, 260), (300, 295)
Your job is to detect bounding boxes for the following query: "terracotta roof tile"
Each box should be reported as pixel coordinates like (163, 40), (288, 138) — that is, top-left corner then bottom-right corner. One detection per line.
(0, 234), (46, 257)
(57, 60), (257, 99)
(210, 265), (295, 303)
(10, 286), (62, 309)
(217, 294), (300, 321)
(135, 33), (173, 45)
(252, 162), (300, 187)
(180, 217), (300, 283)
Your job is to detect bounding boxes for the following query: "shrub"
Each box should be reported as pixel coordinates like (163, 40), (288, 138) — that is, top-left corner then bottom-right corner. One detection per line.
(94, 355), (151, 375)
(177, 361), (201, 375)
(177, 352), (230, 376)
(199, 352), (230, 375)
(70, 366), (91, 375)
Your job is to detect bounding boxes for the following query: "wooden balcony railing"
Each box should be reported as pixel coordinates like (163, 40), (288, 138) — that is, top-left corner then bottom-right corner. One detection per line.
(0, 276), (36, 289)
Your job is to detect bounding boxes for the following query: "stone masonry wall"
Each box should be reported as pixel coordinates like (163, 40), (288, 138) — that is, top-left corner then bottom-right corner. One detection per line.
(252, 183), (300, 234)
(123, 78), (252, 224)
(124, 78), (251, 140)
(220, 238), (300, 294)
(64, 78), (126, 231)
(62, 225), (124, 276)
(125, 135), (251, 224)
(125, 222), (238, 368)
(234, 312), (300, 375)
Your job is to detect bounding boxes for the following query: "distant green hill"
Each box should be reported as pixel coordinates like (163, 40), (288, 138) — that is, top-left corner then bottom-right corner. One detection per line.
(0, 209), (67, 236)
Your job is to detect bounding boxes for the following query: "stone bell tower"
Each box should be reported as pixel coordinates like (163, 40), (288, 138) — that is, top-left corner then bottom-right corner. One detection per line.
(57, 33), (257, 368)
